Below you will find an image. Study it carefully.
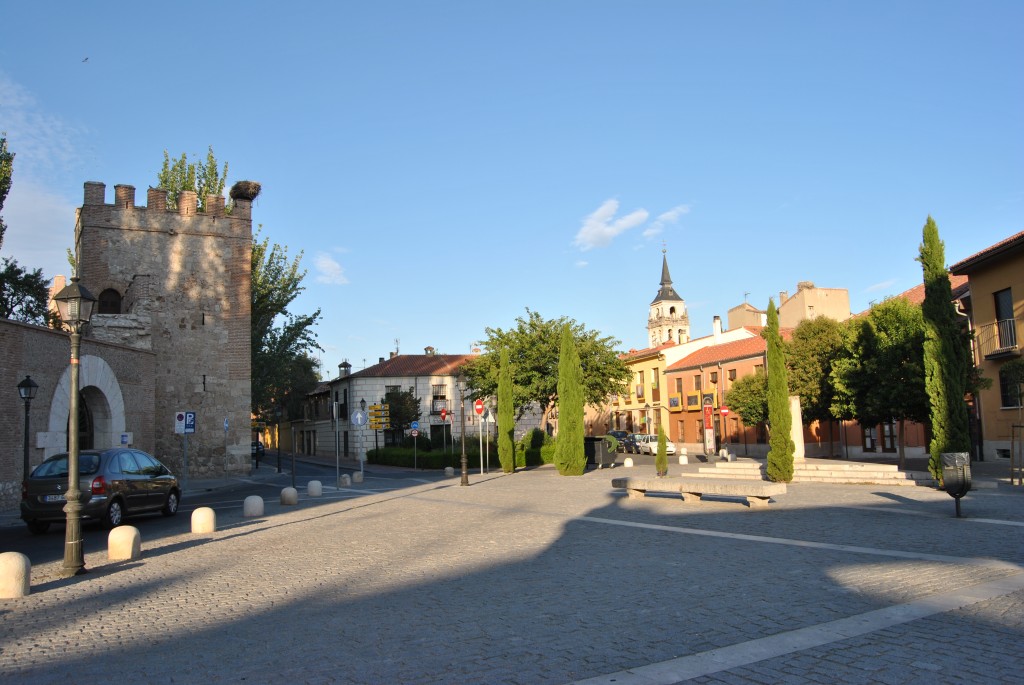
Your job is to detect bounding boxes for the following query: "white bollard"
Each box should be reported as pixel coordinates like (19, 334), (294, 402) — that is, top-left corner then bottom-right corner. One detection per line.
(444, 466), (455, 477)
(679, 455), (688, 465)
(680, 446), (688, 456)
(192, 506), (218, 532)
(352, 472), (364, 484)
(339, 474), (352, 487)
(307, 480), (323, 497)
(624, 457), (634, 468)
(0, 552), (31, 598)
(243, 496), (264, 517)
(108, 526), (141, 561)
(280, 487), (299, 505)
(726, 452), (736, 462)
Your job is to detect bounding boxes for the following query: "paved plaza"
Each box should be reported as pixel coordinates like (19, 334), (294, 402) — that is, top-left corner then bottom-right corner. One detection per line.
(1, 460), (1022, 684)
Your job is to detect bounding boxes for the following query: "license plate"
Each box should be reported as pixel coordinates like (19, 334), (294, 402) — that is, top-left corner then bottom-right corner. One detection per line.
(44, 494), (66, 503)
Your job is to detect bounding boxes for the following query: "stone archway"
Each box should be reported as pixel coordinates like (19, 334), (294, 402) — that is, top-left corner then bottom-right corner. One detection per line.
(43, 355), (126, 459)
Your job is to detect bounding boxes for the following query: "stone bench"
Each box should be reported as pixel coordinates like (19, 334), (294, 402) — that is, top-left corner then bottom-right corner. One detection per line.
(611, 477), (786, 508)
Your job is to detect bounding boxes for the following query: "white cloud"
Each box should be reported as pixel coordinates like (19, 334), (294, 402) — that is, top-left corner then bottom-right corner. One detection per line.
(865, 278), (898, 293)
(642, 204), (690, 239)
(314, 252), (349, 285)
(0, 73), (85, 180)
(573, 199), (648, 251)
(575, 260), (588, 268)
(3, 178), (77, 281)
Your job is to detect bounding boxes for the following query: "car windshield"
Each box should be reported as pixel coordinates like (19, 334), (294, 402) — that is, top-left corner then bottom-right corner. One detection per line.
(32, 453), (101, 477)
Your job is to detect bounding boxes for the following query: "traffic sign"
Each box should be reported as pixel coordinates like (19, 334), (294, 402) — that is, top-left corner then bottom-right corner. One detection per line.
(352, 410), (368, 426)
(411, 421), (419, 430)
(720, 406), (730, 416)
(184, 411), (196, 434)
(474, 399), (485, 415)
(440, 409), (447, 421)
(410, 429), (419, 437)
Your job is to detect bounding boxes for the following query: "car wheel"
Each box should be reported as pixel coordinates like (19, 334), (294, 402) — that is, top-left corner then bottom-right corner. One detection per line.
(27, 520), (50, 535)
(104, 499), (124, 529)
(161, 490), (179, 517)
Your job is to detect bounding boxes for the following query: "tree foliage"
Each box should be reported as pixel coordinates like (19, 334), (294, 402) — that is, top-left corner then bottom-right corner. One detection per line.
(497, 347), (515, 473)
(655, 424), (668, 476)
(157, 146), (228, 211)
(765, 299), (794, 482)
(462, 308), (629, 419)
(918, 216), (972, 478)
(725, 371), (768, 428)
(385, 387), (422, 432)
(554, 323), (586, 475)
(0, 136), (53, 326)
(787, 317), (845, 425)
(251, 227), (322, 418)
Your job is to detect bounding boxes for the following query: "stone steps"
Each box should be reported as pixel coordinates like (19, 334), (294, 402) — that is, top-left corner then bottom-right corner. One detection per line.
(691, 459), (934, 486)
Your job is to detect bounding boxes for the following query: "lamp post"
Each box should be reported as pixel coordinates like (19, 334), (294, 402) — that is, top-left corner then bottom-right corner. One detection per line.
(53, 276), (97, 577)
(18, 375), (39, 483)
(456, 372), (469, 486)
(359, 399), (367, 476)
(276, 406), (283, 473)
(644, 403), (651, 434)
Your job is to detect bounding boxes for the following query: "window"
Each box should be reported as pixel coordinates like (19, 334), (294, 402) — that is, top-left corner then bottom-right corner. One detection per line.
(994, 288), (1016, 349)
(863, 426), (878, 451)
(651, 370), (659, 389)
(710, 371), (718, 384)
(693, 374), (702, 392)
(754, 364), (765, 375)
(728, 369), (737, 381)
(97, 288), (122, 314)
(999, 367), (1022, 408)
(674, 378), (683, 394)
(730, 418), (740, 443)
(881, 421), (896, 453)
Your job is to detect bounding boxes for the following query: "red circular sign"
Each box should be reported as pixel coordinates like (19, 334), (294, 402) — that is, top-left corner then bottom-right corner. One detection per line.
(720, 406), (730, 416)
(474, 399), (485, 415)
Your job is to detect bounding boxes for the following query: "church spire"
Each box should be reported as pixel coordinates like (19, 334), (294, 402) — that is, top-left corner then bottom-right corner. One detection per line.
(647, 247), (690, 346)
(651, 248), (682, 305)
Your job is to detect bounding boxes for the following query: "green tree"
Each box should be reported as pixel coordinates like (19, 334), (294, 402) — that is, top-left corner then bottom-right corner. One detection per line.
(765, 299), (794, 482)
(385, 387), (422, 439)
(497, 347), (515, 473)
(725, 371), (768, 428)
(655, 424), (668, 476)
(787, 317), (845, 456)
(463, 308), (629, 419)
(830, 297), (928, 467)
(0, 135), (12, 250)
(554, 323), (586, 475)
(276, 353), (321, 420)
(251, 228), (322, 418)
(0, 136), (54, 326)
(157, 146), (228, 211)
(918, 217), (972, 479)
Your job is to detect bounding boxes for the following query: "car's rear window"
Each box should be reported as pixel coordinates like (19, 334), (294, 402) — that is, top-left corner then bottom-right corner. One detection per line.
(32, 454), (101, 477)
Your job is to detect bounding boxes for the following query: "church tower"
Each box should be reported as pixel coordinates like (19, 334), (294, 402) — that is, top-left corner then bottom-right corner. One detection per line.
(647, 249), (690, 346)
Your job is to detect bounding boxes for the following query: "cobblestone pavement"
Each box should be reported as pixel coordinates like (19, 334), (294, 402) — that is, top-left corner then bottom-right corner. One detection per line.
(1, 461), (1022, 684)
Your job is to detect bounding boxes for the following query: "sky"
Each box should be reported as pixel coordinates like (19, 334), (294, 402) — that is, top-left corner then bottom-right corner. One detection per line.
(2, 1), (1021, 377)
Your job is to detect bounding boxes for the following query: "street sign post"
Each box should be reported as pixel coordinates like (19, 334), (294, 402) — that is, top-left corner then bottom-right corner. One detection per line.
(703, 397), (716, 455)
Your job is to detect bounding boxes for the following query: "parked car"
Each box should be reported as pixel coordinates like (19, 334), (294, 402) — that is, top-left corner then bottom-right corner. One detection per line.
(20, 448), (181, 534)
(622, 434), (643, 454)
(639, 434), (677, 455)
(606, 430), (629, 452)
(251, 441), (265, 458)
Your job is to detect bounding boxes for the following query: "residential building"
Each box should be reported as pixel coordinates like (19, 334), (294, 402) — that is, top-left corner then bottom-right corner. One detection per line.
(777, 281), (851, 329)
(951, 230), (1024, 460)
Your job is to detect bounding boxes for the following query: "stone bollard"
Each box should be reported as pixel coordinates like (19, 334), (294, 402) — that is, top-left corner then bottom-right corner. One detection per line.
(0, 552), (31, 598)
(679, 455), (688, 465)
(444, 466), (454, 477)
(280, 487), (299, 505)
(192, 506), (217, 532)
(243, 496), (264, 517)
(308, 480), (323, 497)
(339, 474), (352, 487)
(624, 457), (634, 468)
(108, 526), (142, 561)
(352, 472), (364, 484)
(726, 451), (736, 462)
(680, 446), (688, 456)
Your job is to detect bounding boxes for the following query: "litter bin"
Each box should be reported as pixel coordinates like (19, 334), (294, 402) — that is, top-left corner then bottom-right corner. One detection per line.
(584, 436), (612, 468)
(941, 452), (971, 518)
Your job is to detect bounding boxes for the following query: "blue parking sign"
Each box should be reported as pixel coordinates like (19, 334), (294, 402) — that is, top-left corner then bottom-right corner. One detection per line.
(184, 411), (196, 434)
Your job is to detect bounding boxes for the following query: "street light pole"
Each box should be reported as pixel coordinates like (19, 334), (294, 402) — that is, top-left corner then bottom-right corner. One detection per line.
(457, 372), (469, 486)
(18, 376), (39, 484)
(53, 277), (96, 578)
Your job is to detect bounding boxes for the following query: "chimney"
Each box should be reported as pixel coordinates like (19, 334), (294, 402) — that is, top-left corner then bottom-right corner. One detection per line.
(424, 346), (435, 355)
(713, 315), (722, 342)
(339, 361), (351, 378)
(390, 351), (398, 359)
(779, 291), (789, 305)
(379, 357), (385, 364)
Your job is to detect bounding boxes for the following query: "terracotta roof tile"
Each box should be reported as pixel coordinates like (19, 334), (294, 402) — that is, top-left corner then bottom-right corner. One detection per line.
(349, 354), (474, 379)
(950, 230), (1024, 274)
(666, 336), (767, 372)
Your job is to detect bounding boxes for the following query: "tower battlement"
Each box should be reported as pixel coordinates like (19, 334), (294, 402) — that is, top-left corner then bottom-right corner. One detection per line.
(82, 181), (253, 225)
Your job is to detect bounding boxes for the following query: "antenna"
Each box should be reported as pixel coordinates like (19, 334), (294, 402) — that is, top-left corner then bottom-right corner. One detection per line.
(394, 338), (400, 354)
(744, 291), (750, 303)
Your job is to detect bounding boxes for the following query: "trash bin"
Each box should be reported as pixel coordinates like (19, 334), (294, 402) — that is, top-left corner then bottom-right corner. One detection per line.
(584, 436), (612, 468)
(941, 452), (971, 517)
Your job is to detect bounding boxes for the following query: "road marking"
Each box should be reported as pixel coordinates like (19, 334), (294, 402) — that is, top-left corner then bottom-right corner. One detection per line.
(567, 572), (1024, 685)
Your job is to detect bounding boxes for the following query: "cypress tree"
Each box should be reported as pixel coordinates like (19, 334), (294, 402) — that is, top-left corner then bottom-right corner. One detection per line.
(554, 323), (587, 475)
(765, 299), (795, 482)
(655, 424), (668, 476)
(918, 216), (971, 479)
(497, 347), (515, 473)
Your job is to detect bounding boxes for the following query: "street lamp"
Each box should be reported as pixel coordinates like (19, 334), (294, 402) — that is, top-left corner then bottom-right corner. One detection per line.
(644, 403), (651, 434)
(53, 276), (97, 577)
(275, 406), (283, 473)
(456, 372), (469, 486)
(17, 375), (39, 483)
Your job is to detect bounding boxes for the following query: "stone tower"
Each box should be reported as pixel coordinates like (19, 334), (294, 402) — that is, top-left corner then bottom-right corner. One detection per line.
(647, 249), (690, 346)
(76, 182), (254, 478)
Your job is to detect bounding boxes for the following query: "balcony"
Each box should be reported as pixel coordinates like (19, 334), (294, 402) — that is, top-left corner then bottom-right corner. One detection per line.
(978, 319), (1022, 359)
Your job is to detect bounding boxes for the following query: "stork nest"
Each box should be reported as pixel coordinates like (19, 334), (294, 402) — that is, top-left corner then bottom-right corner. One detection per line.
(229, 181), (262, 201)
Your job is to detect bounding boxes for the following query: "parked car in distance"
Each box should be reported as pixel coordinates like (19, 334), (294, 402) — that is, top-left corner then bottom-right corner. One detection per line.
(639, 434), (677, 455)
(622, 434), (643, 454)
(251, 441), (265, 458)
(606, 430), (629, 452)
(20, 448), (181, 534)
